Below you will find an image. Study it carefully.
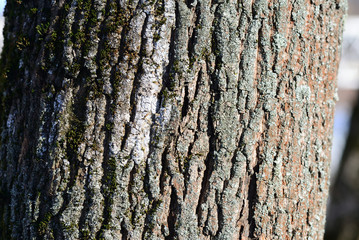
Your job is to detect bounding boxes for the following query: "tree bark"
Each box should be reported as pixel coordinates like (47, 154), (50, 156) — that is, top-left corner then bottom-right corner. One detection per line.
(0, 0), (346, 239)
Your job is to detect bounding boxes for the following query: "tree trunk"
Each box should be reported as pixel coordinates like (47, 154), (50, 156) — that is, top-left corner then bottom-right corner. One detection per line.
(0, 0), (346, 239)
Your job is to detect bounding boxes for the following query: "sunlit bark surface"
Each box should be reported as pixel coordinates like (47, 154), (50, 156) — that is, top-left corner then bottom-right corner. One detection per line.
(0, 0), (346, 239)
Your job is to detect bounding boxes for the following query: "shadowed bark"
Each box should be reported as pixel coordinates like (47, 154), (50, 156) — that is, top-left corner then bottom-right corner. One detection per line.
(0, 0), (346, 239)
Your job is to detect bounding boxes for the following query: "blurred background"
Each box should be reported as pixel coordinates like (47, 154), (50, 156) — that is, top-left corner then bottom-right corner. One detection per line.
(0, 0), (4, 51)
(0, 0), (357, 239)
(325, 0), (359, 239)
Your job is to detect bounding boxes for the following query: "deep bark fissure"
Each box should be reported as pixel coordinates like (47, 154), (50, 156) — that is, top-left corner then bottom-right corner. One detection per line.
(127, 15), (149, 123)
(166, 186), (179, 240)
(247, 162), (259, 238)
(120, 220), (129, 240)
(162, 27), (176, 92)
(128, 164), (137, 227)
(118, 15), (137, 151)
(181, 85), (190, 119)
(195, 104), (216, 227)
(159, 148), (169, 195)
(186, 1), (200, 68)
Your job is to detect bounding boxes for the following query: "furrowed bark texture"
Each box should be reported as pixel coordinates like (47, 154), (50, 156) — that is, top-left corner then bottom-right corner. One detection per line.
(0, 0), (346, 239)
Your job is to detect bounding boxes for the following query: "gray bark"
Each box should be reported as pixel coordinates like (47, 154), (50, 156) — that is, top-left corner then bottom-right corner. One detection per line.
(0, 0), (346, 239)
